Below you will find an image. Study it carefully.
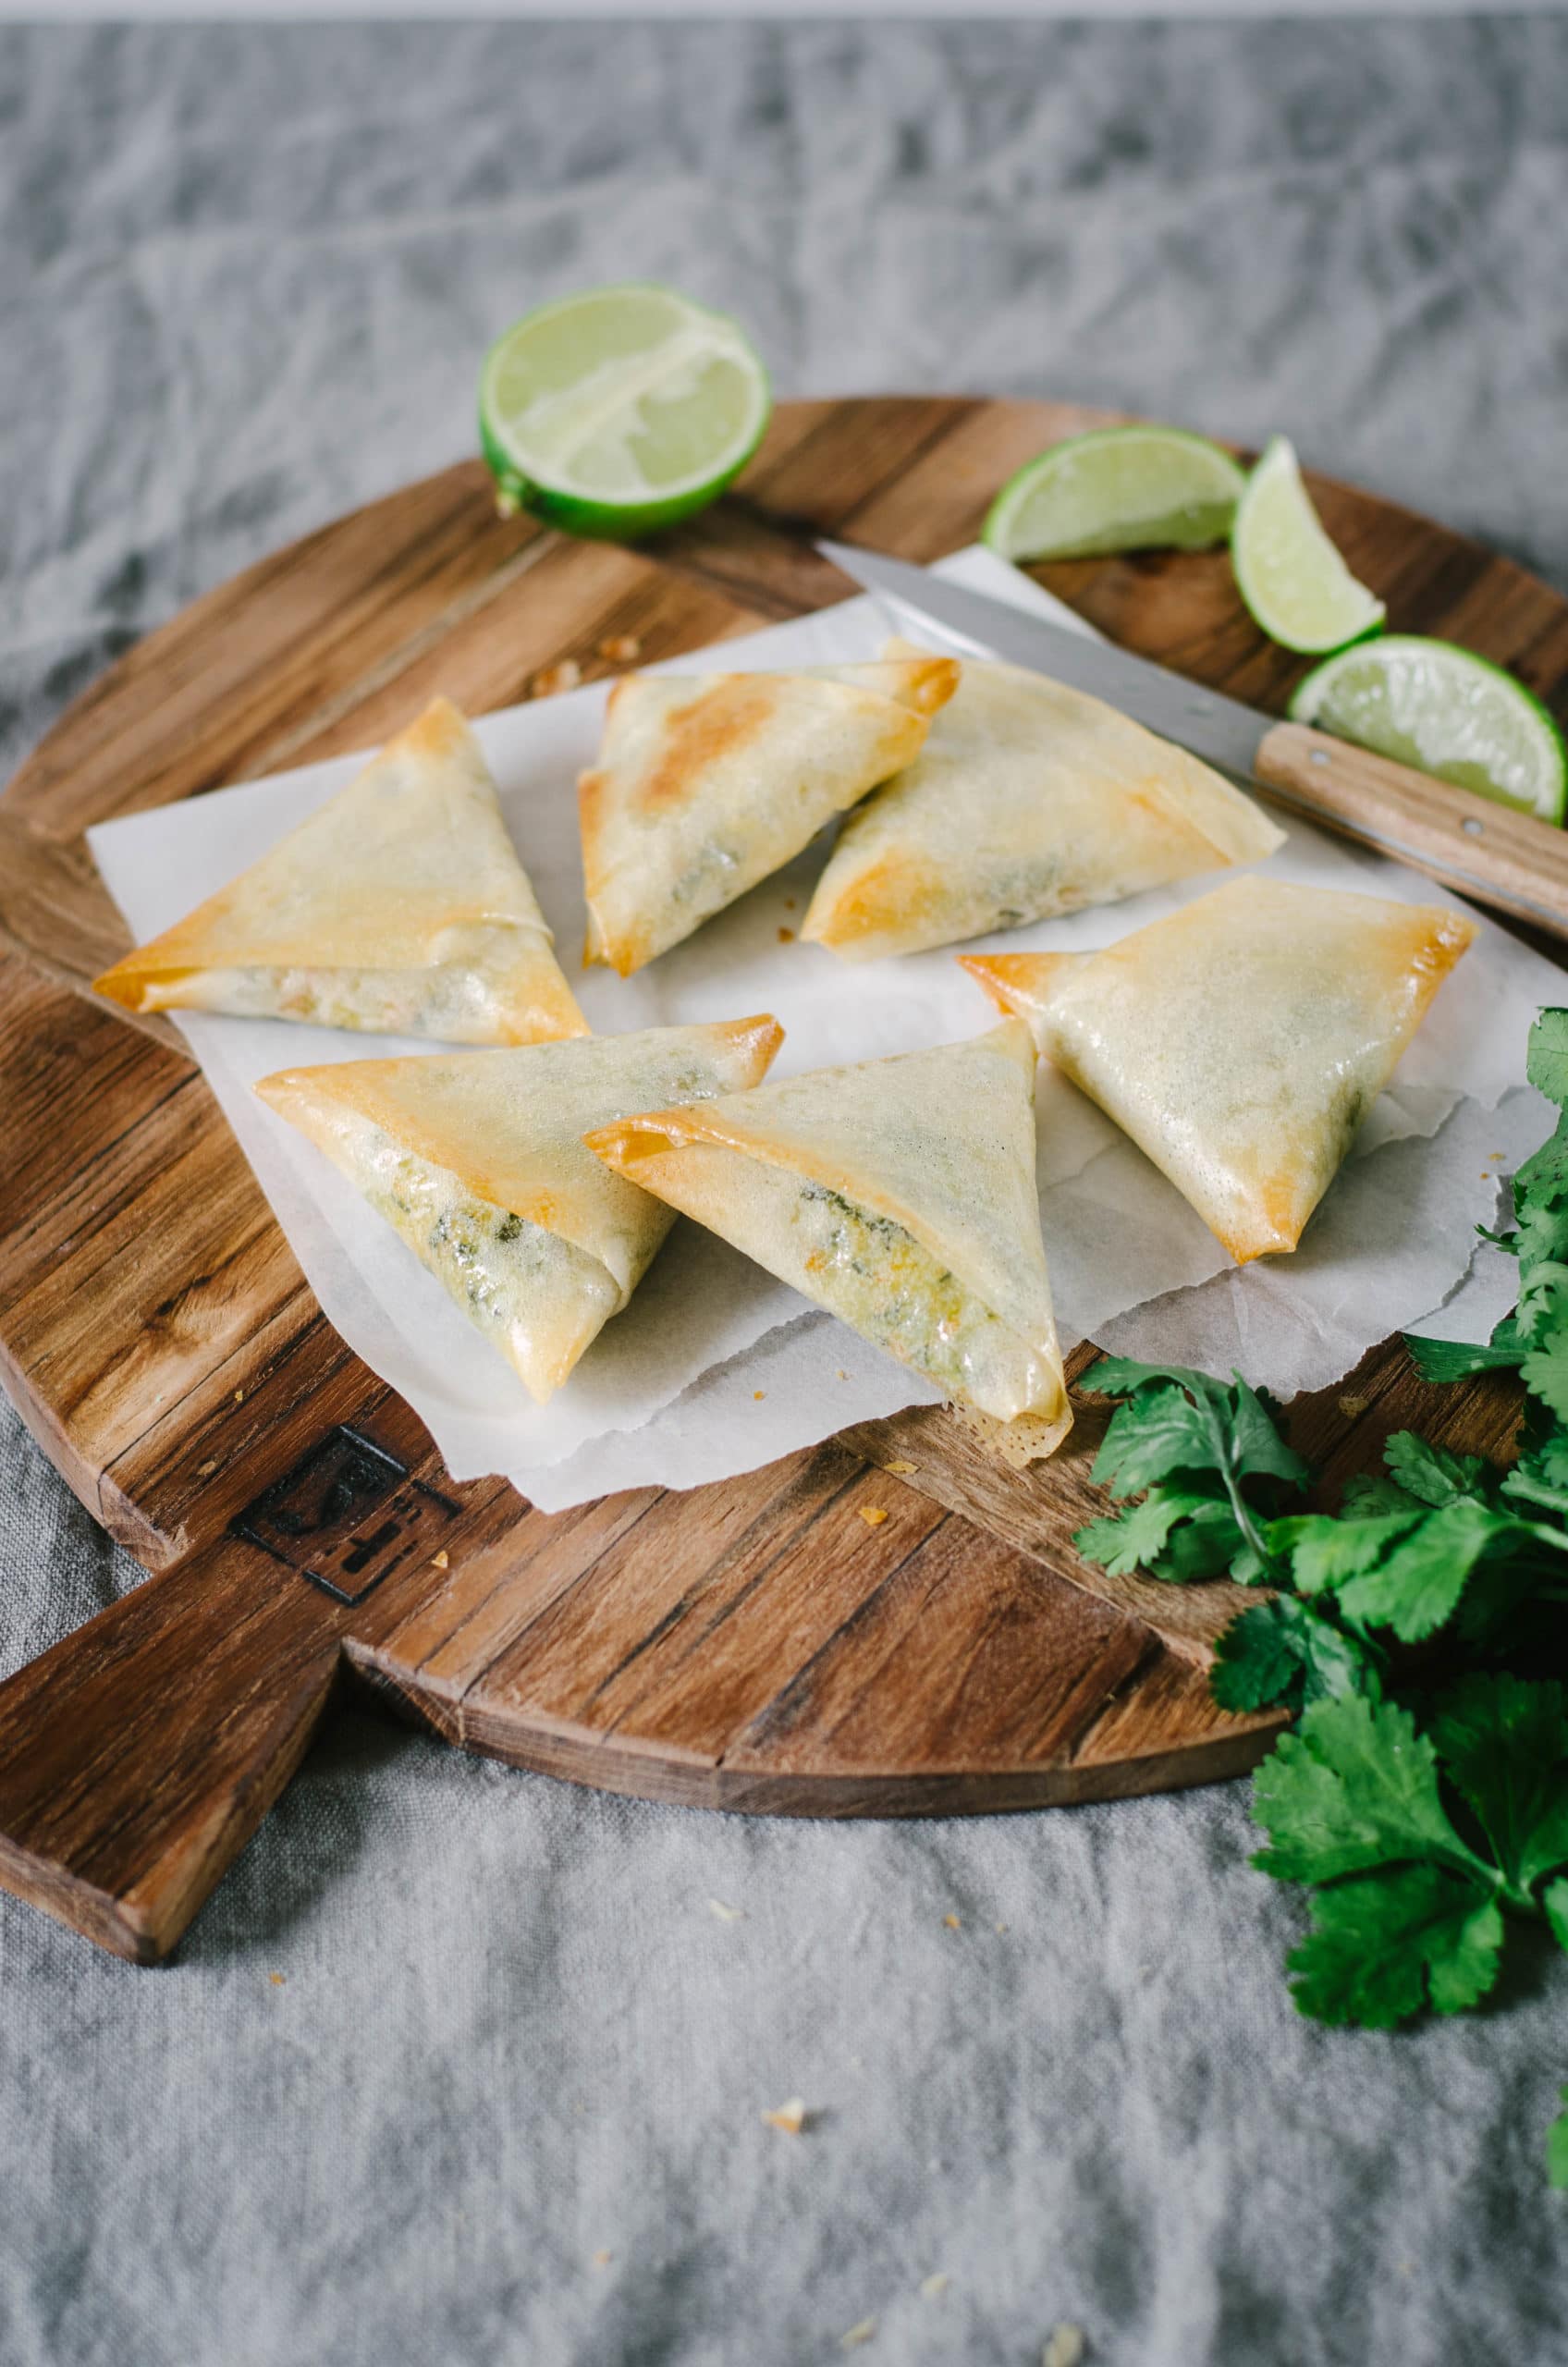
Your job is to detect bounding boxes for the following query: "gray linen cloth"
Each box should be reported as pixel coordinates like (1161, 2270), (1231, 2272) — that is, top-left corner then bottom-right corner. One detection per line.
(2, 23), (1566, 2366)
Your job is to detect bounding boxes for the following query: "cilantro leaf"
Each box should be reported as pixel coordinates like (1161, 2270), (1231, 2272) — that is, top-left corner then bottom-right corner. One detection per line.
(1430, 1676), (1568, 1897)
(1268, 1508), (1422, 1599)
(1383, 1432), (1491, 1508)
(1251, 1678), (1568, 2039)
(1501, 1428), (1568, 1519)
(1516, 1256), (1568, 1343)
(1284, 1865), (1504, 2028)
(1210, 1600), (1303, 1712)
(1294, 1609), (1385, 1704)
(1526, 1009), (1568, 1108)
(1149, 1501), (1264, 1586)
(1073, 1490), (1204, 1580)
(1087, 1355), (1223, 1404)
(1228, 1377), (1312, 1490)
(1073, 1483), (1264, 1588)
(1084, 1363), (1305, 1593)
(1089, 1363), (1306, 1492)
(1521, 1338), (1568, 1425)
(1515, 1121), (1568, 1211)
(1334, 1500), (1526, 1642)
(1211, 1595), (1378, 1713)
(1251, 1695), (1483, 1884)
(1340, 1471), (1423, 1517)
(1090, 1385), (1221, 1498)
(1512, 1200), (1568, 1278)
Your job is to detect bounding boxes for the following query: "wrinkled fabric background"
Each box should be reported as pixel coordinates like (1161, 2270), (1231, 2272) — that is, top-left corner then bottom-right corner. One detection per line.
(3, 19), (1567, 2366)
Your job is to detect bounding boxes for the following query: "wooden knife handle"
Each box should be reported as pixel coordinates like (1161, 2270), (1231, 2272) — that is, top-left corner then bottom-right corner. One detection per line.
(1254, 720), (1568, 942)
(0, 1538), (343, 1963)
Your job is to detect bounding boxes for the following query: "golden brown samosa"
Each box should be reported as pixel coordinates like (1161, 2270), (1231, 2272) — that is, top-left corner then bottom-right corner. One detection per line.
(586, 1020), (1071, 1462)
(95, 697), (585, 1044)
(578, 656), (958, 975)
(964, 877), (1475, 1262)
(802, 638), (1283, 961)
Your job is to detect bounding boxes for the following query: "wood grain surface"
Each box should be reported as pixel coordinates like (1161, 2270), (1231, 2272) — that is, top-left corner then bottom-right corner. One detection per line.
(0, 396), (1560, 1963)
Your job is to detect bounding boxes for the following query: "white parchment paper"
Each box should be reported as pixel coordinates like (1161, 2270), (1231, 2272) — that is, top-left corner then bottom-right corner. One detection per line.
(89, 547), (1560, 1506)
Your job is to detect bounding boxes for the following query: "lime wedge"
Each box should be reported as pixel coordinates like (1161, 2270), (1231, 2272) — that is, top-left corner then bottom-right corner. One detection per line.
(1231, 435), (1385, 654)
(1290, 636), (1567, 823)
(983, 424), (1245, 562)
(479, 282), (771, 540)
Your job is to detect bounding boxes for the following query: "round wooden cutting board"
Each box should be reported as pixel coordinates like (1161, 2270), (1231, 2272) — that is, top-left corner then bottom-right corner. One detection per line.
(0, 398), (1557, 1963)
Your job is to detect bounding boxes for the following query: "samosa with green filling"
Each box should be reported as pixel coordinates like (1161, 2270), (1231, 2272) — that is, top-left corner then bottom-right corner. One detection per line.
(587, 1020), (1071, 1462)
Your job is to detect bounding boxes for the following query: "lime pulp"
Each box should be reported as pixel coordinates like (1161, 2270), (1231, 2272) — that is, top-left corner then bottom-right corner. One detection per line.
(1231, 435), (1385, 656)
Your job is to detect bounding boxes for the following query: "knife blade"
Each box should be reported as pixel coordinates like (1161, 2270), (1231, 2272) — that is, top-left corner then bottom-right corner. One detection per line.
(815, 536), (1568, 944)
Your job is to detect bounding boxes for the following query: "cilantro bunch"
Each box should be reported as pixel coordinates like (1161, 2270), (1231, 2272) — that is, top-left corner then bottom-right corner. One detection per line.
(1074, 1009), (1568, 2181)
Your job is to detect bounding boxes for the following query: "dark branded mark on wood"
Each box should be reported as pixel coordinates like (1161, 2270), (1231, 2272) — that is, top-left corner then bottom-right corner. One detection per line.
(231, 1425), (459, 1605)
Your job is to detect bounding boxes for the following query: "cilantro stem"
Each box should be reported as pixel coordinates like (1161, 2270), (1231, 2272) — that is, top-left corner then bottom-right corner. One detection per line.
(1219, 1467), (1281, 1582)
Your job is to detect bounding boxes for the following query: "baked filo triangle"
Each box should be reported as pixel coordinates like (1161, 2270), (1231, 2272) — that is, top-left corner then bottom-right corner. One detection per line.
(963, 877), (1475, 1264)
(578, 654), (960, 975)
(93, 696), (587, 1044)
(801, 636), (1284, 960)
(255, 1016), (782, 1401)
(586, 1019), (1071, 1463)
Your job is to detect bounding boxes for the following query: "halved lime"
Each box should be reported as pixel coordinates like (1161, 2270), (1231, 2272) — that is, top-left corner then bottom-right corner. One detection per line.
(983, 424), (1246, 562)
(1231, 435), (1385, 655)
(479, 283), (771, 540)
(1290, 636), (1567, 822)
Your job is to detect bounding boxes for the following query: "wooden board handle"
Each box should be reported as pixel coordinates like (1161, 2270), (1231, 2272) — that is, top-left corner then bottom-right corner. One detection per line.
(1255, 721), (1568, 941)
(0, 1539), (343, 1962)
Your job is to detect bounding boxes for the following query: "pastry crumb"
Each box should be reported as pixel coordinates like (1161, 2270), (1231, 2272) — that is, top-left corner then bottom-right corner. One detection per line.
(430, 1550), (449, 1570)
(838, 1368), (850, 1380)
(197, 1458), (218, 1477)
(753, 1390), (766, 1401)
(268, 1972), (286, 1987)
(708, 1898), (745, 1923)
(919, 2273), (949, 2300)
(532, 658), (582, 697)
(883, 1459), (916, 1475)
(591, 2248), (613, 2269)
(1042, 2325), (1085, 2367)
(995, 1921), (1009, 1935)
(778, 926), (795, 943)
(839, 2321), (876, 2351)
(761, 2097), (808, 2134)
(942, 1913), (961, 1931)
(597, 634), (642, 663)
(233, 1388), (245, 1404)
(857, 1506), (889, 1527)
(1337, 1393), (1367, 1419)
